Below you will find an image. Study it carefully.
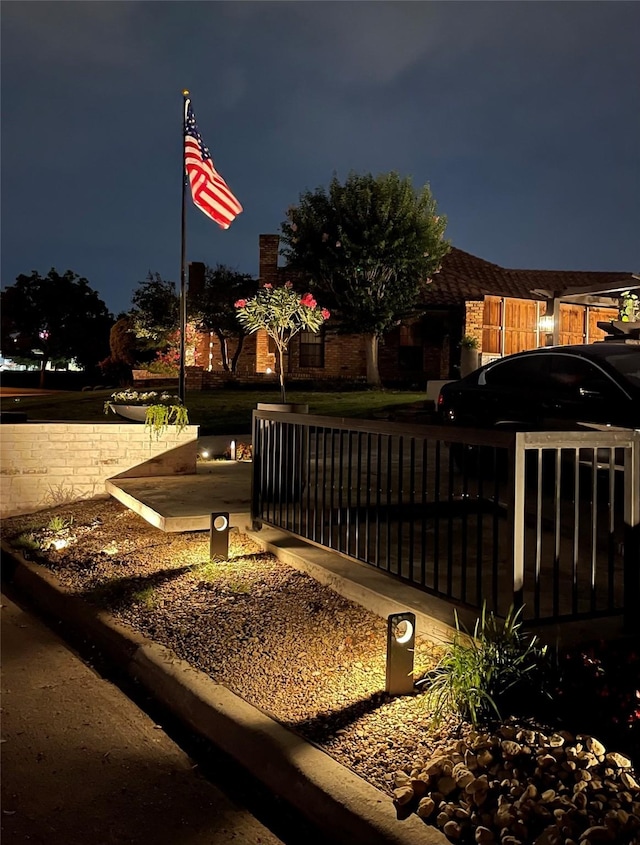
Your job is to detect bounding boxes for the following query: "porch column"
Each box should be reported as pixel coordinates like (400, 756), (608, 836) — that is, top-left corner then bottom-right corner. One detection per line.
(542, 294), (561, 347)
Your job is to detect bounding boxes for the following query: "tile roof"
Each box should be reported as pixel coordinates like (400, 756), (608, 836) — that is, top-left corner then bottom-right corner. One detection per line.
(420, 247), (636, 306)
(265, 235), (636, 307)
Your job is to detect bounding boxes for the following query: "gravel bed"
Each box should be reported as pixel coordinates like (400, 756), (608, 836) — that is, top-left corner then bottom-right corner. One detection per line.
(2, 499), (639, 844)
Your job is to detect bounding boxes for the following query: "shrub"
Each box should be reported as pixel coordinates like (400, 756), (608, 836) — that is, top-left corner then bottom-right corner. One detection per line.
(418, 604), (551, 727)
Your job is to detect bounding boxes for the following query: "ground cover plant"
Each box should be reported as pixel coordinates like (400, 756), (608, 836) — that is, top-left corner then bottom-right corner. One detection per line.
(2, 499), (639, 844)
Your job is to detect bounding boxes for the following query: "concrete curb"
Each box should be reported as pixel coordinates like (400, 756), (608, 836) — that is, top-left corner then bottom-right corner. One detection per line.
(1, 542), (445, 845)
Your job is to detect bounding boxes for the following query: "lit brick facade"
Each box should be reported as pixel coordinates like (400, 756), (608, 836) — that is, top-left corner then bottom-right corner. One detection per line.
(179, 236), (630, 386)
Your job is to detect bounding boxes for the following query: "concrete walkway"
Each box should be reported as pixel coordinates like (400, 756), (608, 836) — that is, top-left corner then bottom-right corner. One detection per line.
(0, 590), (286, 845)
(106, 435), (253, 532)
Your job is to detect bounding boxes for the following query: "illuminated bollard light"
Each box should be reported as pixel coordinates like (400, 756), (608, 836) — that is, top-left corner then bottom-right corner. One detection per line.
(210, 512), (230, 560)
(385, 612), (416, 696)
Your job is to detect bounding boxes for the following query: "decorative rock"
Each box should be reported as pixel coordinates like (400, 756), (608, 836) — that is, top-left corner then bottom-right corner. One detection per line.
(402, 724), (639, 845)
(502, 741), (522, 758)
(453, 764), (475, 788)
(585, 737), (606, 758)
(394, 770), (411, 787)
(411, 777), (429, 796)
(392, 785), (414, 806)
(605, 752), (632, 769)
(578, 825), (614, 841)
(436, 810), (449, 828)
(425, 756), (453, 776)
(437, 775), (457, 796)
(466, 775), (490, 794)
(416, 797), (436, 819)
(477, 749), (494, 767)
(443, 819), (462, 838)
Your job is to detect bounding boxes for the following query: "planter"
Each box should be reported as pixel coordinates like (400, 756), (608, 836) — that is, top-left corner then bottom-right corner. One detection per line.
(256, 403), (309, 414)
(108, 404), (149, 422)
(460, 348), (479, 378)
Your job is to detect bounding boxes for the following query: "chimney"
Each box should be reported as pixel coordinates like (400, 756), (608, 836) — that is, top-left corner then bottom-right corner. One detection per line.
(188, 261), (205, 297)
(259, 234), (280, 287)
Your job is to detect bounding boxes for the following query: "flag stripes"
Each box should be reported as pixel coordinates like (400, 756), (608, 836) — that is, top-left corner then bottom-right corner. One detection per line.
(184, 98), (242, 229)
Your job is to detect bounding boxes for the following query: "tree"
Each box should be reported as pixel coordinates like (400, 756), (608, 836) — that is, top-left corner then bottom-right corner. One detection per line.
(1, 269), (113, 387)
(191, 264), (257, 373)
(98, 316), (138, 385)
(129, 272), (179, 348)
(129, 266), (258, 375)
(280, 171), (450, 386)
(619, 290), (640, 322)
(235, 283), (329, 403)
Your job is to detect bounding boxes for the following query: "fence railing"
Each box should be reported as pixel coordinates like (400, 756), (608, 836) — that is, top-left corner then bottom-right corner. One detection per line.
(251, 410), (639, 631)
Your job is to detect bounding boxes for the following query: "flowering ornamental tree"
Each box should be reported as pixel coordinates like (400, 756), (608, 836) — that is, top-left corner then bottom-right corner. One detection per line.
(235, 282), (329, 402)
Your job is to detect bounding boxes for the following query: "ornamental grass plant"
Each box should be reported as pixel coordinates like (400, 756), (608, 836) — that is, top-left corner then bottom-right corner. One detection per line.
(418, 604), (552, 728)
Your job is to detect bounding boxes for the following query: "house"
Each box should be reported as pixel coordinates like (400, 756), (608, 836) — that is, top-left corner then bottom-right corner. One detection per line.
(189, 234), (637, 389)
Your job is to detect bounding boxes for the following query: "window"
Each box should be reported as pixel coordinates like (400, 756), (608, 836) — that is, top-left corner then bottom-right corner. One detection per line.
(547, 355), (621, 400)
(299, 330), (325, 368)
(482, 355), (550, 389)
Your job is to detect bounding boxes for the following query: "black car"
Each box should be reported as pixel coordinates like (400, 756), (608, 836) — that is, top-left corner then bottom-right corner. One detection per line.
(437, 340), (640, 432)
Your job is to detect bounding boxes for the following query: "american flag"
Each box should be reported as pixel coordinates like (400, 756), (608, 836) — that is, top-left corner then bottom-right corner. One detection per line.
(184, 98), (243, 229)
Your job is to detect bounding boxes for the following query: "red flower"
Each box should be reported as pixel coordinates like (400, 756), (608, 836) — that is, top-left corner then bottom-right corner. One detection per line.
(234, 299), (247, 308)
(321, 308), (331, 320)
(300, 293), (317, 308)
(263, 283), (273, 289)
(284, 281), (293, 289)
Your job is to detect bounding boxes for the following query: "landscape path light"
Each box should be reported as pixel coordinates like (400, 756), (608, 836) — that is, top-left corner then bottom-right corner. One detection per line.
(210, 512), (230, 560)
(385, 611), (416, 696)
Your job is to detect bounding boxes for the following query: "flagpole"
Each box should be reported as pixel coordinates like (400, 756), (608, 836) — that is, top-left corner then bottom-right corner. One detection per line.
(179, 90), (189, 404)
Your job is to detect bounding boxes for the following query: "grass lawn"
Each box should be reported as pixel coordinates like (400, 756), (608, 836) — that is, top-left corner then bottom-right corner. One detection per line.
(0, 387), (432, 434)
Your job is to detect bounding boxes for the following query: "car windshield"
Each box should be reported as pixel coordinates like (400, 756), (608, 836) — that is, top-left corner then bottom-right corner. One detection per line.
(601, 347), (640, 390)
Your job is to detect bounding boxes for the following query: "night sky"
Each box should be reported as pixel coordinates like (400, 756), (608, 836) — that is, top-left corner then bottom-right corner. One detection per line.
(2, 1), (639, 317)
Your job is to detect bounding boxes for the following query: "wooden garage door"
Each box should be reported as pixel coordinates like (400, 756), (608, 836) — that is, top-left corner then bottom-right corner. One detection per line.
(559, 304), (584, 345)
(587, 306), (619, 341)
(482, 296), (502, 355)
(504, 298), (538, 355)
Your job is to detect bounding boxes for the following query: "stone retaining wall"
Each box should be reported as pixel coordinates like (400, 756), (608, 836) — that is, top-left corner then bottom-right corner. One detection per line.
(0, 423), (199, 519)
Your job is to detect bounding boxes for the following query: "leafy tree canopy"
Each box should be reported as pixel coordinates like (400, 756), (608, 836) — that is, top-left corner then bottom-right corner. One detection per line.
(128, 265), (258, 373)
(191, 264), (258, 373)
(1, 269), (113, 382)
(280, 171), (450, 337)
(280, 171), (450, 385)
(129, 272), (179, 347)
(191, 264), (257, 336)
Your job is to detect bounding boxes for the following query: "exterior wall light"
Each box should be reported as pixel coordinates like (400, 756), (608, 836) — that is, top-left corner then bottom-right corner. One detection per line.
(385, 612), (416, 696)
(230, 440), (236, 461)
(200, 449), (210, 459)
(538, 316), (554, 333)
(210, 511), (230, 559)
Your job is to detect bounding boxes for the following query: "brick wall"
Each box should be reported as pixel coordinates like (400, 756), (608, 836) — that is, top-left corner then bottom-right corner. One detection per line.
(464, 300), (484, 352)
(259, 234), (281, 285)
(0, 423), (198, 519)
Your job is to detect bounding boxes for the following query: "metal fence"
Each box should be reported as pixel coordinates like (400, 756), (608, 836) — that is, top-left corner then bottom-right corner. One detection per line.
(251, 409), (640, 631)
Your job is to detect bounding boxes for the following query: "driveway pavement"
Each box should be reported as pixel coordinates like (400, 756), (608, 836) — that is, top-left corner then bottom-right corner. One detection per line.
(1, 589), (286, 845)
